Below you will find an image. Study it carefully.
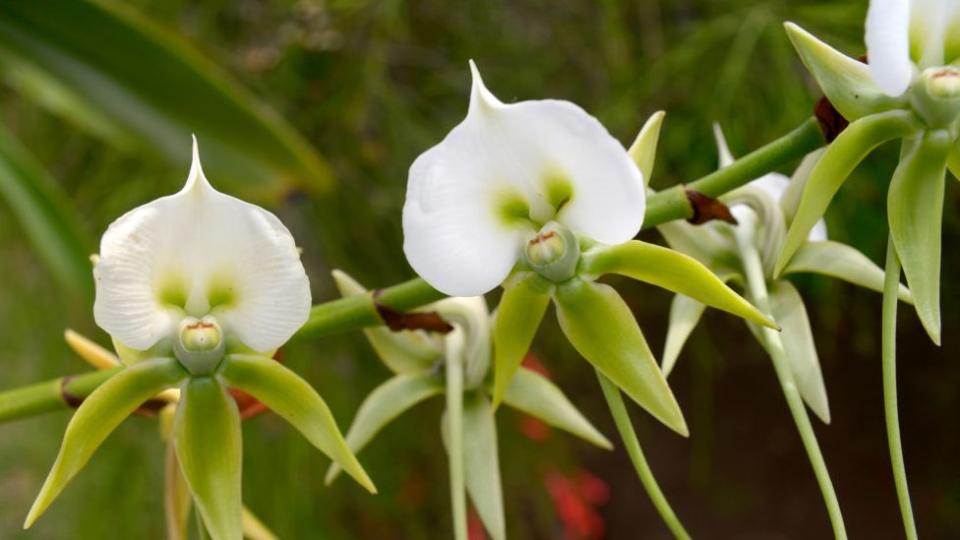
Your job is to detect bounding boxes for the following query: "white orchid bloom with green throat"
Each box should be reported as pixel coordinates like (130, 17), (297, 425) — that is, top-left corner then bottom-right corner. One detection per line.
(26, 139), (374, 540)
(402, 62), (777, 440)
(778, 0), (960, 344)
(326, 270), (611, 540)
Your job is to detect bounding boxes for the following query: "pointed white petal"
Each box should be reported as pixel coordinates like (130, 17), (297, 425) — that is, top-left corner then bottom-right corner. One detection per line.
(403, 64), (643, 295)
(910, 0), (960, 66)
(94, 138), (310, 352)
(713, 123), (736, 168)
(866, 0), (914, 96)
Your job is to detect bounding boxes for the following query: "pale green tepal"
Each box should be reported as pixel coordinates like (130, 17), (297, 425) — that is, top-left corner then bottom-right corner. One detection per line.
(25, 139), (373, 540)
(326, 270), (612, 540)
(778, 0), (960, 345)
(401, 62), (777, 439)
(660, 125), (913, 423)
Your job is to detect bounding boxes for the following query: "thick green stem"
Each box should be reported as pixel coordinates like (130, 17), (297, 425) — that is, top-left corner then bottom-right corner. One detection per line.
(0, 367), (120, 423)
(737, 238), (846, 539)
(882, 234), (918, 540)
(597, 371), (690, 540)
(644, 117), (824, 226)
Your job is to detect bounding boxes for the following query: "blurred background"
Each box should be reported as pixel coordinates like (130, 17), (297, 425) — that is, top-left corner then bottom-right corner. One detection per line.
(0, 0), (957, 538)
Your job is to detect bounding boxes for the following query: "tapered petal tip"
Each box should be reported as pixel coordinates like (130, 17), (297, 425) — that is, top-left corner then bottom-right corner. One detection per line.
(468, 60), (502, 116)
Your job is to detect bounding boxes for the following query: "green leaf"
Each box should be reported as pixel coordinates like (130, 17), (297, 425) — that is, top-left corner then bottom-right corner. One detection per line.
(628, 110), (665, 185)
(783, 22), (903, 121)
(25, 358), (185, 528)
(782, 240), (912, 303)
(220, 355), (376, 493)
(325, 373), (442, 485)
(492, 272), (552, 408)
(774, 110), (922, 276)
(501, 366), (612, 449)
(0, 128), (93, 301)
(553, 278), (688, 436)
(175, 377), (242, 540)
(888, 132), (951, 345)
(768, 280), (830, 423)
(662, 294), (708, 378)
(581, 240), (775, 329)
(331, 270), (441, 374)
(462, 393), (505, 540)
(0, 0), (332, 203)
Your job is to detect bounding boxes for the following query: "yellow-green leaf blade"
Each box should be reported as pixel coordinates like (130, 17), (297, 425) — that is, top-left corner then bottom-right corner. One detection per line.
(175, 377), (242, 540)
(25, 358), (185, 528)
(553, 279), (687, 436)
(221, 354), (376, 493)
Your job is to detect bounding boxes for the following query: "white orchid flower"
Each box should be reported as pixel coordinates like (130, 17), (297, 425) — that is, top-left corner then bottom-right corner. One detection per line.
(93, 137), (311, 362)
(866, 0), (960, 97)
(402, 61), (645, 297)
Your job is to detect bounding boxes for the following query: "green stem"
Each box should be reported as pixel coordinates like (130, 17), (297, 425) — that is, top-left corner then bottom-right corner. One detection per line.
(882, 233), (918, 539)
(737, 237), (846, 539)
(597, 370), (691, 540)
(644, 117), (824, 226)
(0, 367), (120, 423)
(445, 346), (467, 540)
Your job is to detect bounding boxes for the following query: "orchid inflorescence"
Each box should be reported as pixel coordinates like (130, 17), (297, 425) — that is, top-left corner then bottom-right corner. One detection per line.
(4, 1), (960, 539)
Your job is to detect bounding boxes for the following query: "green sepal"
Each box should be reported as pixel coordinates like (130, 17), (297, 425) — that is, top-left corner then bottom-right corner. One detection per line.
(462, 393), (505, 540)
(767, 280), (830, 424)
(332, 269), (441, 374)
(325, 373), (442, 484)
(492, 272), (552, 408)
(775, 110), (922, 276)
(174, 377), (242, 540)
(628, 110), (665, 186)
(784, 22), (903, 122)
(888, 132), (951, 345)
(553, 278), (688, 436)
(25, 357), (185, 528)
(780, 149), (825, 224)
(220, 354), (376, 493)
(241, 506), (279, 540)
(662, 295), (708, 378)
(581, 240), (776, 329)
(782, 240), (912, 303)
(501, 366), (612, 449)
(948, 142), (960, 180)
(657, 218), (738, 274)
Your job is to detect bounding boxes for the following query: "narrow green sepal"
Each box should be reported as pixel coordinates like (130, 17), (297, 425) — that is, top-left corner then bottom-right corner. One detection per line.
(325, 373), (442, 484)
(25, 358), (185, 528)
(581, 240), (776, 329)
(628, 110), (665, 185)
(784, 22), (902, 121)
(491, 272), (552, 408)
(782, 240), (912, 303)
(220, 354), (376, 493)
(775, 110), (922, 276)
(767, 280), (830, 423)
(462, 393), (505, 540)
(502, 366), (612, 449)
(553, 278), (688, 436)
(662, 294), (708, 378)
(888, 132), (951, 345)
(174, 377), (242, 540)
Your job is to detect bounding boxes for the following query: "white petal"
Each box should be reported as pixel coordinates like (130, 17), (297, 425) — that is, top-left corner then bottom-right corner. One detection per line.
(712, 124), (736, 169)
(733, 173), (829, 242)
(403, 63), (644, 296)
(910, 0), (960, 66)
(866, 0), (914, 96)
(94, 138), (311, 352)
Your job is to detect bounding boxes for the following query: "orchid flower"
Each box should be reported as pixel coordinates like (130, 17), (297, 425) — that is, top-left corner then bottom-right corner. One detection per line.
(325, 270), (611, 540)
(25, 139), (373, 540)
(660, 125), (913, 423)
(777, 0), (960, 344)
(402, 62), (777, 438)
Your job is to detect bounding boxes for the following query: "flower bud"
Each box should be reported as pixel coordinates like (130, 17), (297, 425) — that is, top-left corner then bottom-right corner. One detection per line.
(173, 316), (225, 375)
(924, 67), (960, 100)
(524, 221), (580, 283)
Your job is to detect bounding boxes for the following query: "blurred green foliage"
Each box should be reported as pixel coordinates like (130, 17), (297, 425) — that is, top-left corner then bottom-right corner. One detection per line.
(0, 1), (957, 538)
